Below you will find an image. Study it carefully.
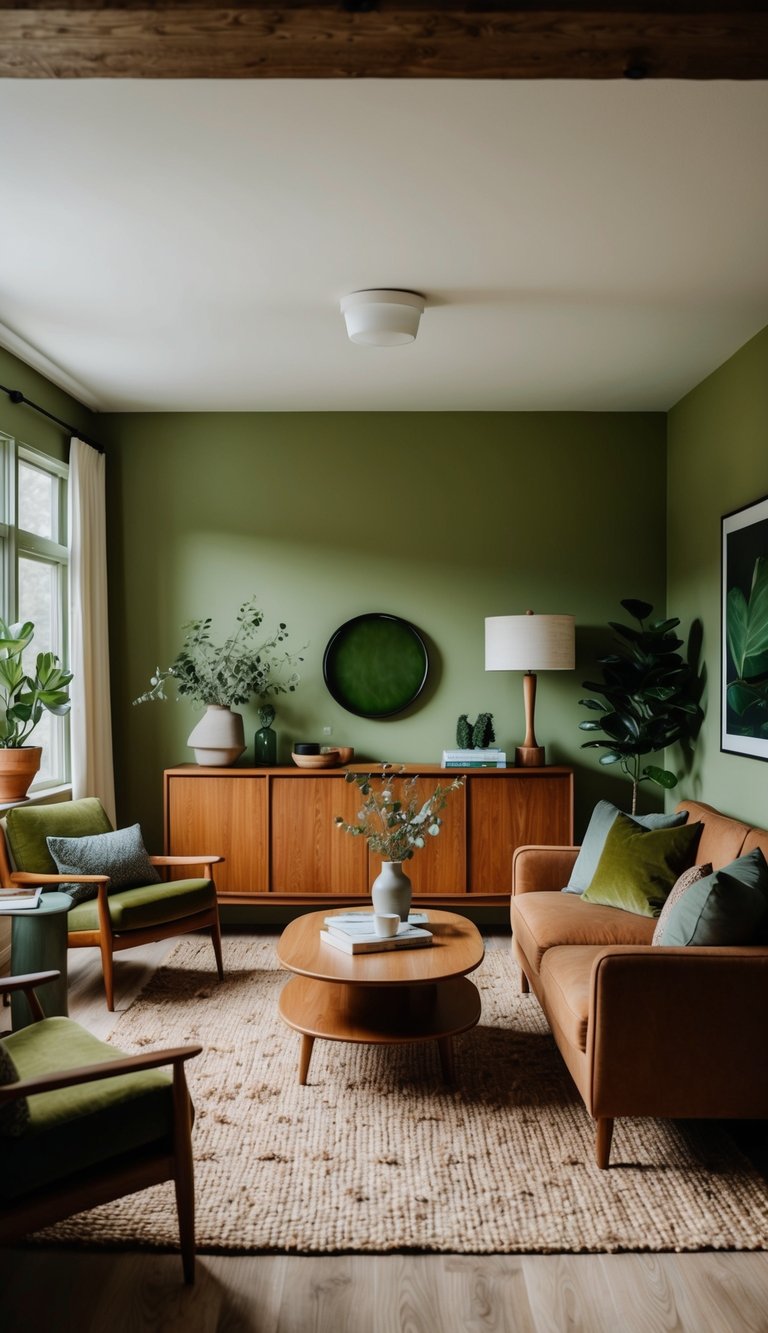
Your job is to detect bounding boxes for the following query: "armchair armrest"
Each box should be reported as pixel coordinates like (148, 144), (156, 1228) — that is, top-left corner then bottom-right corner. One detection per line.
(150, 855), (224, 874)
(0, 1043), (203, 1101)
(512, 845), (580, 895)
(587, 945), (768, 1119)
(0, 970), (61, 1022)
(10, 872), (109, 886)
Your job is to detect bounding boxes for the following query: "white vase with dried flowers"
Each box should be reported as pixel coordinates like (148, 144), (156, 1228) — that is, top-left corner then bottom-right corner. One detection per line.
(335, 765), (464, 921)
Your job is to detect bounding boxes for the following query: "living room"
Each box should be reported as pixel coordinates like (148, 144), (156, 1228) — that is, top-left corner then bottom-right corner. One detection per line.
(1, 7), (768, 1329)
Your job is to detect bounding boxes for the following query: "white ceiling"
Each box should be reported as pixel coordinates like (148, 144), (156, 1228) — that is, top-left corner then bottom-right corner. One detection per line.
(1, 79), (768, 414)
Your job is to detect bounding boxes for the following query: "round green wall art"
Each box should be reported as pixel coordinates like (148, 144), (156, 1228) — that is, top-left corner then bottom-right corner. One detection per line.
(322, 614), (429, 718)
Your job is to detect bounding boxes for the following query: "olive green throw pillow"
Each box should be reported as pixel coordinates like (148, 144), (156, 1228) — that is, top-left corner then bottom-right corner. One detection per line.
(582, 812), (702, 917)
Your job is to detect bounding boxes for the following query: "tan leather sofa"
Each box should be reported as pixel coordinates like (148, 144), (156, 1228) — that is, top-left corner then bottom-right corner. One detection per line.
(511, 800), (768, 1168)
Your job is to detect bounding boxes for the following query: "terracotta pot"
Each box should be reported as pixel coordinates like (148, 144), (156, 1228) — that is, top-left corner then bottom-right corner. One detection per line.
(0, 746), (42, 802)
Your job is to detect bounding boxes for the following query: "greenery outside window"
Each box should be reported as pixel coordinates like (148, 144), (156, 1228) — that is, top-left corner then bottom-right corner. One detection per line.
(0, 434), (70, 791)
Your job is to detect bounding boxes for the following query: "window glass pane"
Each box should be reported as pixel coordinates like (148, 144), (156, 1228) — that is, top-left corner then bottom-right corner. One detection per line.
(19, 556), (54, 655)
(19, 461), (55, 539)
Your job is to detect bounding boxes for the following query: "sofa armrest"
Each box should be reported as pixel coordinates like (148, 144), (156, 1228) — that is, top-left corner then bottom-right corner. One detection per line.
(512, 845), (580, 895)
(587, 945), (768, 1119)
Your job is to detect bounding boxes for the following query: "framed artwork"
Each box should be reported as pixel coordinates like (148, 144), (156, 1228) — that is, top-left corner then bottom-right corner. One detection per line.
(722, 494), (768, 760)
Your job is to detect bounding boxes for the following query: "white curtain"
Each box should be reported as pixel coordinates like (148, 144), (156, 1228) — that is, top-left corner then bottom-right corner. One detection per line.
(68, 438), (117, 824)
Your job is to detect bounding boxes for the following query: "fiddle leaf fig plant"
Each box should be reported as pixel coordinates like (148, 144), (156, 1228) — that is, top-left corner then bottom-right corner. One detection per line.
(0, 617), (73, 747)
(578, 598), (701, 814)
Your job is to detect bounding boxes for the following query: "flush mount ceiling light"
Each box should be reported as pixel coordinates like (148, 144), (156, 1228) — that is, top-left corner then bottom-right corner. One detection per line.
(340, 289), (426, 346)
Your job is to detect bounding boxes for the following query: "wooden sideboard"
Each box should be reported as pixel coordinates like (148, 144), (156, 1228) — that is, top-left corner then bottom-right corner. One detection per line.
(163, 764), (573, 908)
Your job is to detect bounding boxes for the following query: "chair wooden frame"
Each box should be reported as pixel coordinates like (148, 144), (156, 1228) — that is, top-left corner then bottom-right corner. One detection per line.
(0, 970), (202, 1282)
(0, 827), (225, 1010)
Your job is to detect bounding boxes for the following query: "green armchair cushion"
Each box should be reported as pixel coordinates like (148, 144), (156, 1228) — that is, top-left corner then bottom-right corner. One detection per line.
(6, 798), (112, 877)
(0, 1039), (30, 1137)
(67, 877), (215, 933)
(47, 823), (161, 905)
(0, 1016), (173, 1202)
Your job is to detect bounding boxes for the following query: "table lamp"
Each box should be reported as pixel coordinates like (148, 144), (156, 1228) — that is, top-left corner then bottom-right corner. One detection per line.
(485, 611), (575, 766)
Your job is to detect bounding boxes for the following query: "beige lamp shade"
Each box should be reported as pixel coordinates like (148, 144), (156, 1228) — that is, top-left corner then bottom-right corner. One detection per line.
(485, 613), (575, 672)
(485, 612), (575, 767)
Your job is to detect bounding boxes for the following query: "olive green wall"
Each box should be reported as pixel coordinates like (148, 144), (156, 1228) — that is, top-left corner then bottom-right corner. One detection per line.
(0, 347), (96, 466)
(667, 324), (768, 825)
(103, 412), (666, 848)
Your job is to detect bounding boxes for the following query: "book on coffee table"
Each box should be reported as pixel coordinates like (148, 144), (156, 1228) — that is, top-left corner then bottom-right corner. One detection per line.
(320, 922), (433, 954)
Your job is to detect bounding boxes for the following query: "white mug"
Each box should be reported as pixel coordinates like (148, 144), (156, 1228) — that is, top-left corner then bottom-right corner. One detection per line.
(373, 912), (400, 938)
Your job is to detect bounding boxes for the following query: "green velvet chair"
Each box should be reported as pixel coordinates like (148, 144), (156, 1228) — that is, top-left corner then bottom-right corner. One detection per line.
(0, 970), (201, 1282)
(0, 797), (224, 1011)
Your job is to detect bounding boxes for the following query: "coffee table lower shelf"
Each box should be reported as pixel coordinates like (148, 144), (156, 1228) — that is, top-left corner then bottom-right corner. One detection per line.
(279, 974), (481, 1086)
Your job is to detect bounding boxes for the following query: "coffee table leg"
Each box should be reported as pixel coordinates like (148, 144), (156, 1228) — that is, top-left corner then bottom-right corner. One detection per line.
(437, 1035), (455, 1086)
(298, 1033), (315, 1085)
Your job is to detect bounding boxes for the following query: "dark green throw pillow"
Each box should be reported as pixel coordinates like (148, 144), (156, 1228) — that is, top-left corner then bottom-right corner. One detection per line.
(659, 847), (768, 946)
(582, 812), (702, 917)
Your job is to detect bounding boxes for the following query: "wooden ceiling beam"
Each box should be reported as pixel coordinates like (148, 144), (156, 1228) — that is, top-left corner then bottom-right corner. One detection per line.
(0, 3), (767, 80)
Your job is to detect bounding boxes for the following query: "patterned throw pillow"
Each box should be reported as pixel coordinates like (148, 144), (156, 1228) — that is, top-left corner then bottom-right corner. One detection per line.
(46, 824), (160, 905)
(0, 1040), (30, 1137)
(652, 864), (712, 944)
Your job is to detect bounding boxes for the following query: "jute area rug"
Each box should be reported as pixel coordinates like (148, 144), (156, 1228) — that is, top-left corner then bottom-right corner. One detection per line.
(43, 933), (768, 1256)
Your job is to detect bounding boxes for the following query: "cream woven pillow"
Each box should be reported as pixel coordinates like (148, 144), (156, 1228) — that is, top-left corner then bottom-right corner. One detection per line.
(652, 863), (713, 944)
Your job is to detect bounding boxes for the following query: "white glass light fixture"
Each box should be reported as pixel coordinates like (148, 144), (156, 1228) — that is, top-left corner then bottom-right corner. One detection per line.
(485, 611), (575, 766)
(340, 289), (425, 346)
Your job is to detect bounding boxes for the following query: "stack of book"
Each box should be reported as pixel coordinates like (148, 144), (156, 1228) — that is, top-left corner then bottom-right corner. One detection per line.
(321, 913), (433, 955)
(441, 748), (507, 768)
(0, 885), (42, 912)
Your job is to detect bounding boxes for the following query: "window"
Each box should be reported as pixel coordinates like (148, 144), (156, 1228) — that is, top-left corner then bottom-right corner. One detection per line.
(0, 435), (70, 790)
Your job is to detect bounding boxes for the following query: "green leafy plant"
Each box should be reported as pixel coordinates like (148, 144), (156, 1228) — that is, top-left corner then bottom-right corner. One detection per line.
(134, 597), (303, 709)
(456, 712), (495, 749)
(578, 599), (701, 814)
(0, 618), (73, 747)
(335, 765), (464, 862)
(726, 556), (768, 732)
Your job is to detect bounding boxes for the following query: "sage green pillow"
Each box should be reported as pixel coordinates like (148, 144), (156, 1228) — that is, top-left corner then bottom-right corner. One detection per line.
(659, 847), (768, 946)
(582, 812), (702, 917)
(0, 1040), (30, 1138)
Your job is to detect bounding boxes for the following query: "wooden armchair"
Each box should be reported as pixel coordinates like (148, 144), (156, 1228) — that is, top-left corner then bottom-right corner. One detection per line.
(0, 970), (201, 1282)
(0, 797), (224, 1010)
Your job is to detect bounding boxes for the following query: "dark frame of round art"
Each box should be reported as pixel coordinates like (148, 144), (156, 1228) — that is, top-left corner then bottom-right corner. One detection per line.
(322, 613), (430, 718)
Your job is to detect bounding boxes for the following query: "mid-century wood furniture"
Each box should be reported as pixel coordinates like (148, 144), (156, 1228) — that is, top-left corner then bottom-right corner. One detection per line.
(276, 907), (484, 1085)
(0, 798), (225, 1012)
(164, 764), (573, 907)
(0, 969), (201, 1282)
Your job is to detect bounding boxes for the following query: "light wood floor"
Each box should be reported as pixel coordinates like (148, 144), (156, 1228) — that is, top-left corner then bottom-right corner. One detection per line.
(2, 931), (768, 1333)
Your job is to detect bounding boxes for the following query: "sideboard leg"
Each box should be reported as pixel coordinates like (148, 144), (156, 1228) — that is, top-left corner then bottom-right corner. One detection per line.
(298, 1033), (315, 1085)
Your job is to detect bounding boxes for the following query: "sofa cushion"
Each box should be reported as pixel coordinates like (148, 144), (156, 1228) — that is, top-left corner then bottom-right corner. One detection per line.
(47, 823), (160, 905)
(564, 800), (689, 894)
(659, 848), (768, 947)
(512, 890), (655, 977)
(652, 863), (712, 944)
(582, 813), (702, 917)
(539, 945), (606, 1053)
(66, 877), (215, 933)
(6, 797), (112, 876)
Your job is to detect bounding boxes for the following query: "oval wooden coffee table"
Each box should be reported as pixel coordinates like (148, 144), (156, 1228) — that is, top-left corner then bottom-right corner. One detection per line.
(277, 908), (484, 1086)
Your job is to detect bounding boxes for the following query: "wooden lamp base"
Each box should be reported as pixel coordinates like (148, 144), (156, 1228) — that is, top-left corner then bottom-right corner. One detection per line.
(516, 671), (545, 768)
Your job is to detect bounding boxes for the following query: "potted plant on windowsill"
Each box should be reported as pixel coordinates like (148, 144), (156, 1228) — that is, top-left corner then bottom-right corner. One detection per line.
(133, 596), (304, 767)
(0, 618), (73, 802)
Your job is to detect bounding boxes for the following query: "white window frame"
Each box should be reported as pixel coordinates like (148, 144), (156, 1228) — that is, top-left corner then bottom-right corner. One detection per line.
(0, 433), (70, 792)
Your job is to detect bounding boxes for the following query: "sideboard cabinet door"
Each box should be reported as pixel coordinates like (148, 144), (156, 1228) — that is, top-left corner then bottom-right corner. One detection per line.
(468, 772), (573, 894)
(270, 776), (368, 894)
(166, 774), (268, 896)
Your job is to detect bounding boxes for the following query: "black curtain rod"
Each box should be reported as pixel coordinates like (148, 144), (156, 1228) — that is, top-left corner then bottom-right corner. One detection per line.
(0, 383), (104, 455)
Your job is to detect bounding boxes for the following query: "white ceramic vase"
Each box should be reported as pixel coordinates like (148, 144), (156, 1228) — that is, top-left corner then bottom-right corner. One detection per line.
(187, 705), (245, 767)
(371, 860), (412, 922)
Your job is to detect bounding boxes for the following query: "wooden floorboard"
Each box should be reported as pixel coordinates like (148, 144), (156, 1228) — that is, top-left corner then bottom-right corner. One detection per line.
(2, 930), (767, 1333)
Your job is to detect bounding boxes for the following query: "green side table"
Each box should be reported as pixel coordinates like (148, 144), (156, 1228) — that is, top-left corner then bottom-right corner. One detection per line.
(7, 892), (72, 1029)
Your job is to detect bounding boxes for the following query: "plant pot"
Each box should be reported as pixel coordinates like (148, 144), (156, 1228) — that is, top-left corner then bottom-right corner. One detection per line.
(371, 860), (412, 922)
(0, 746), (42, 802)
(187, 706), (245, 767)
